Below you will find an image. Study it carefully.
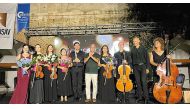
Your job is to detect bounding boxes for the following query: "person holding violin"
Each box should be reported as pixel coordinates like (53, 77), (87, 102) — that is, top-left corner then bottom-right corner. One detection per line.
(70, 40), (85, 102)
(43, 44), (58, 103)
(131, 36), (150, 104)
(29, 44), (44, 104)
(84, 44), (100, 103)
(114, 41), (132, 103)
(57, 48), (73, 102)
(98, 45), (116, 103)
(149, 37), (165, 83)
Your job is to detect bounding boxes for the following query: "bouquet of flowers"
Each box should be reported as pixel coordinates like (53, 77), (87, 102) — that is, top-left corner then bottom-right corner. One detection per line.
(16, 58), (32, 75)
(33, 54), (44, 64)
(59, 58), (72, 72)
(44, 54), (58, 64)
(31, 54), (44, 72)
(60, 58), (71, 66)
(43, 54), (58, 71)
(102, 56), (116, 65)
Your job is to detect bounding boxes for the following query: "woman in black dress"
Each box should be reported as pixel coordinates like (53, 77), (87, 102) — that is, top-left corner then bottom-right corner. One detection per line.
(98, 45), (116, 103)
(29, 44), (44, 104)
(43, 44), (58, 103)
(57, 48), (73, 102)
(149, 37), (165, 83)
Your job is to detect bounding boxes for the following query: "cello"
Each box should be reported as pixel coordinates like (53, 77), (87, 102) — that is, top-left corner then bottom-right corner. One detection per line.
(116, 52), (133, 92)
(153, 36), (182, 104)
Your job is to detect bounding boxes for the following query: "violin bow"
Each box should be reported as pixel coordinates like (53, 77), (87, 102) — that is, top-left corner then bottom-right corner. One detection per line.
(161, 39), (184, 63)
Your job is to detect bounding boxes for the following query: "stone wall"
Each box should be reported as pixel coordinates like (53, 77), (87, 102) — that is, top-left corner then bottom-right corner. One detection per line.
(30, 3), (129, 27)
(14, 3), (129, 49)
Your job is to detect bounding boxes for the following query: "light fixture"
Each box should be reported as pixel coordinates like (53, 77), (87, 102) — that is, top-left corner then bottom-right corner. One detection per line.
(54, 37), (62, 47)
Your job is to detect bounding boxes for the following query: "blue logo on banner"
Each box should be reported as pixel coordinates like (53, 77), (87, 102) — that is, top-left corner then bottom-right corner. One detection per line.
(17, 3), (30, 33)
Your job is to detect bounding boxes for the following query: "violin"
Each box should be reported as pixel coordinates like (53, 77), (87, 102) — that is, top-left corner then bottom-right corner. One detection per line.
(103, 64), (113, 79)
(48, 63), (58, 79)
(50, 66), (57, 79)
(153, 36), (182, 103)
(35, 64), (44, 78)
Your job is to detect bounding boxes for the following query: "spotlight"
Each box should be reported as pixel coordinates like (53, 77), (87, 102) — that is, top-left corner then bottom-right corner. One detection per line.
(54, 37), (62, 47)
(54, 38), (59, 46)
(110, 40), (120, 56)
(118, 37), (123, 41)
(96, 35), (113, 46)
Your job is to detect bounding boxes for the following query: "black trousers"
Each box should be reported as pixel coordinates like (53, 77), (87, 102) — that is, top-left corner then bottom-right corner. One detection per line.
(133, 64), (149, 99)
(71, 67), (84, 99)
(0, 71), (5, 84)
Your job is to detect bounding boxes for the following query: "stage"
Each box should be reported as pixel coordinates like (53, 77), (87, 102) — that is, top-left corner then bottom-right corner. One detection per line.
(0, 89), (166, 104)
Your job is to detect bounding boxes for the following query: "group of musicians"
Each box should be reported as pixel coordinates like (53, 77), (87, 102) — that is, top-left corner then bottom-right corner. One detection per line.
(9, 36), (170, 104)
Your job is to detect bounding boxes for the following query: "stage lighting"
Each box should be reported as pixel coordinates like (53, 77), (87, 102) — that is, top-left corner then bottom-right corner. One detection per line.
(118, 37), (123, 41)
(110, 40), (120, 56)
(54, 37), (62, 47)
(54, 38), (59, 46)
(96, 35), (113, 46)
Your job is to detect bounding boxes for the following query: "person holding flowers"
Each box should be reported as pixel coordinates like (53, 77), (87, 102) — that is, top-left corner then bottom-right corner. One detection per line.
(10, 44), (32, 104)
(43, 44), (58, 103)
(29, 44), (44, 104)
(98, 45), (116, 103)
(57, 48), (73, 102)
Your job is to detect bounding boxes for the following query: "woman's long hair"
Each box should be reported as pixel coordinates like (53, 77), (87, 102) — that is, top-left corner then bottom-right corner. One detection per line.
(20, 44), (29, 54)
(153, 37), (165, 51)
(46, 44), (54, 55)
(60, 48), (68, 56)
(33, 44), (41, 57)
(100, 45), (111, 56)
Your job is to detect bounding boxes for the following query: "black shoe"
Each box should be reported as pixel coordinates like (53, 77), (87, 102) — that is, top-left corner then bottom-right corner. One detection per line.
(85, 99), (91, 103)
(73, 98), (78, 102)
(78, 98), (82, 102)
(144, 99), (149, 104)
(124, 98), (129, 103)
(116, 98), (122, 103)
(50, 100), (56, 104)
(136, 98), (144, 103)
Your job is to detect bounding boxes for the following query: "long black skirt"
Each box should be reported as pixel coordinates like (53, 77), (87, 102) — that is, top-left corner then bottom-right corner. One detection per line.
(57, 68), (73, 96)
(98, 68), (116, 103)
(43, 67), (57, 102)
(29, 73), (44, 103)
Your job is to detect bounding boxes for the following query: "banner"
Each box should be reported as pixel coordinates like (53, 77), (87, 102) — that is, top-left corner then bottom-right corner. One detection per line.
(17, 3), (30, 33)
(0, 4), (17, 49)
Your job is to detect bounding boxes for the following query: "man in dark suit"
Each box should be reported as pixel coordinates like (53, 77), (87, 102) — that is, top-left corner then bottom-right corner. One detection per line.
(70, 40), (85, 102)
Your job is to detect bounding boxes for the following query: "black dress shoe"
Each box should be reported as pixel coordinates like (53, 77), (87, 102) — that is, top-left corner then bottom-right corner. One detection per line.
(78, 98), (82, 102)
(73, 98), (78, 102)
(50, 100), (56, 104)
(144, 99), (149, 104)
(136, 98), (144, 103)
